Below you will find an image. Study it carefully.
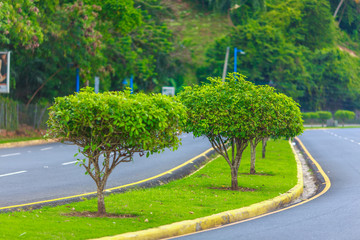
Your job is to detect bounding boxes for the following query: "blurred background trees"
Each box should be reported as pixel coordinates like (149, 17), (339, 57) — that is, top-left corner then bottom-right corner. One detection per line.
(0, 0), (359, 113)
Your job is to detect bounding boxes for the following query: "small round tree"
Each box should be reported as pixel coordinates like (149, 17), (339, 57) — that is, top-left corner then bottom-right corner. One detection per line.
(46, 87), (187, 215)
(334, 110), (355, 127)
(317, 111), (332, 127)
(302, 112), (319, 126)
(247, 85), (303, 174)
(179, 74), (256, 190)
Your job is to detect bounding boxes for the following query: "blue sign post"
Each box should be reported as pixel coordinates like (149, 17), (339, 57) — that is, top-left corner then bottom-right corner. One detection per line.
(130, 75), (133, 94)
(234, 48), (245, 74)
(76, 68), (80, 92)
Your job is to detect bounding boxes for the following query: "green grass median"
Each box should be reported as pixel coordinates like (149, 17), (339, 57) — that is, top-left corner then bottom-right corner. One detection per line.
(0, 139), (297, 239)
(0, 136), (43, 144)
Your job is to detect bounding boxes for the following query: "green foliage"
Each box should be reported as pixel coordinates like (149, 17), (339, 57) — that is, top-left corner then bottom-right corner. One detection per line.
(302, 112), (319, 120)
(179, 74), (254, 140)
(334, 109), (355, 124)
(316, 111), (333, 125)
(330, 0), (360, 37)
(199, 0), (360, 111)
(46, 87), (187, 213)
(3, 0), (184, 104)
(300, 48), (360, 111)
(47, 87), (186, 154)
(0, 0), (44, 50)
(179, 73), (303, 187)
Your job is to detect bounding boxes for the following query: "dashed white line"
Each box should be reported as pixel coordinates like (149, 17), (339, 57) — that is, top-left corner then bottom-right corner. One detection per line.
(62, 161), (77, 166)
(0, 170), (27, 178)
(40, 147), (53, 151)
(1, 153), (21, 158)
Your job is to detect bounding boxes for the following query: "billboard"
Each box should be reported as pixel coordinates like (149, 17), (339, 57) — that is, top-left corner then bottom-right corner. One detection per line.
(0, 52), (10, 93)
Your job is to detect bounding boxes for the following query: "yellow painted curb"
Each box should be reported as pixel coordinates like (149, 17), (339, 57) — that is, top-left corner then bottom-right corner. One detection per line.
(0, 139), (57, 149)
(93, 140), (304, 240)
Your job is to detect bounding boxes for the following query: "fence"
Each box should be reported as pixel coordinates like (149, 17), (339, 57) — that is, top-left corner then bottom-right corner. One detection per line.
(0, 97), (49, 131)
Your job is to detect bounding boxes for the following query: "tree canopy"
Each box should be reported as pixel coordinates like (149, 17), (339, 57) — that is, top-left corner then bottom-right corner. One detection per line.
(178, 74), (303, 189)
(46, 87), (187, 214)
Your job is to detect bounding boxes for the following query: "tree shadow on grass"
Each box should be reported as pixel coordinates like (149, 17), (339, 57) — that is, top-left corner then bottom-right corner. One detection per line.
(64, 211), (137, 218)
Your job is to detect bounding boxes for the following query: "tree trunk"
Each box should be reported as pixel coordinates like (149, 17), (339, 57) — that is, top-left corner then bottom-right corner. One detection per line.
(250, 140), (256, 174)
(333, 0), (346, 18)
(230, 167), (239, 190)
(97, 186), (106, 215)
(26, 67), (64, 107)
(262, 138), (268, 159)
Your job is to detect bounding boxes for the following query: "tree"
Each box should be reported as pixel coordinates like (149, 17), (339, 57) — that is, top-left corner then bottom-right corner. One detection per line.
(179, 74), (256, 190)
(179, 73), (302, 188)
(248, 85), (303, 174)
(0, 0), (44, 50)
(302, 112), (319, 126)
(46, 87), (186, 215)
(317, 111), (333, 126)
(334, 110), (355, 126)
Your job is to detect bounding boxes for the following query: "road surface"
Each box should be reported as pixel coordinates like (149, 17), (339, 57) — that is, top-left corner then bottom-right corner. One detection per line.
(0, 133), (212, 208)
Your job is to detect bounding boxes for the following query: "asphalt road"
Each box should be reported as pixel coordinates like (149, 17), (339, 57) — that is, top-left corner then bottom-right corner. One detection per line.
(0, 133), (212, 208)
(176, 129), (360, 240)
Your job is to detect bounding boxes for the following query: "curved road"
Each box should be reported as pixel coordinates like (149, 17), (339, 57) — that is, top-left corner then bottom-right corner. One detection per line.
(0, 133), (212, 208)
(177, 129), (360, 240)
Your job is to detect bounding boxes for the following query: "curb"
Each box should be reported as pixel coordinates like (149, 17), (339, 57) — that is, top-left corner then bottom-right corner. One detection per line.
(93, 140), (304, 240)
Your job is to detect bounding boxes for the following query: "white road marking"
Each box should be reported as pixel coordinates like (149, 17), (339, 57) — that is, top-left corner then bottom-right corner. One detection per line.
(350, 140), (355, 143)
(0, 170), (27, 178)
(1, 153), (21, 158)
(62, 161), (77, 166)
(40, 147), (53, 151)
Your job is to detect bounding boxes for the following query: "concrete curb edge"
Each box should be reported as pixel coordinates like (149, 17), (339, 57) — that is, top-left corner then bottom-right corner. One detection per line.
(95, 140), (304, 240)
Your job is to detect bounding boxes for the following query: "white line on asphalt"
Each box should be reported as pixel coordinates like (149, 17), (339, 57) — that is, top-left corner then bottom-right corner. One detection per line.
(0, 170), (27, 178)
(40, 147), (53, 151)
(0, 153), (21, 158)
(350, 140), (355, 143)
(62, 161), (77, 166)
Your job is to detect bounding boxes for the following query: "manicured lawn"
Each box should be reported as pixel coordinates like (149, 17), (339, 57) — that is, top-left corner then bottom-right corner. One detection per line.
(0, 139), (297, 239)
(0, 136), (43, 144)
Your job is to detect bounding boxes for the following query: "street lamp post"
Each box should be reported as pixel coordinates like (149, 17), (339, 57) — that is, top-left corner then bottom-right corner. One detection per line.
(76, 68), (80, 92)
(234, 47), (245, 74)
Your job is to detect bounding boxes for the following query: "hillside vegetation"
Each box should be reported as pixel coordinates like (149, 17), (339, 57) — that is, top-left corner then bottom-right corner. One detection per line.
(0, 0), (359, 111)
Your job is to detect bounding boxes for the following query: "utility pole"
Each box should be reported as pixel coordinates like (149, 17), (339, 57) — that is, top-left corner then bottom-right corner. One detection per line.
(222, 47), (230, 82)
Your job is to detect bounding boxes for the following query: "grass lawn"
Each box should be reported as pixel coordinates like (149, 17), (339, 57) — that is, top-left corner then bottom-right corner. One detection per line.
(0, 136), (43, 144)
(0, 139), (297, 239)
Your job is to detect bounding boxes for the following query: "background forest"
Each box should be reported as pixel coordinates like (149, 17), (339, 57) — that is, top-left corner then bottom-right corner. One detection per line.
(0, 0), (360, 112)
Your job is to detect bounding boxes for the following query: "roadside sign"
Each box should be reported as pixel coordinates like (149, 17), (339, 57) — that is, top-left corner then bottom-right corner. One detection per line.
(0, 51), (10, 93)
(162, 87), (175, 96)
